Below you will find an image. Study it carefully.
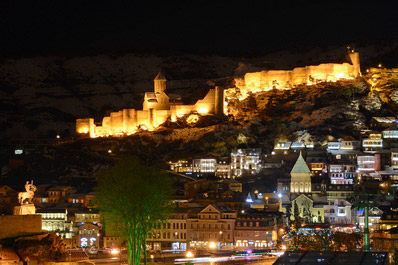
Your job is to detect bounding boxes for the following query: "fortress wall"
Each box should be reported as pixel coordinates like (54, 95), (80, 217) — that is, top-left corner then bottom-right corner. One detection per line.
(240, 56), (360, 93)
(306, 64), (333, 81)
(306, 63), (355, 83)
(0, 215), (42, 239)
(291, 67), (307, 85)
(195, 88), (215, 114)
(110, 111), (124, 134)
(267, 70), (292, 90)
(173, 105), (195, 118)
(153, 110), (170, 127)
(95, 126), (106, 136)
(102, 117), (111, 131)
(76, 118), (95, 136)
(245, 72), (262, 91)
(124, 109), (137, 133)
(136, 110), (151, 129)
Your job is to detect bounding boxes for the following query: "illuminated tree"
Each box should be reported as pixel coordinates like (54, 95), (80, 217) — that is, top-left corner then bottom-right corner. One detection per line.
(331, 231), (362, 251)
(392, 248), (398, 265)
(96, 157), (173, 265)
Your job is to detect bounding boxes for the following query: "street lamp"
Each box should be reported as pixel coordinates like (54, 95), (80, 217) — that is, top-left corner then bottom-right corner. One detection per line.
(186, 251), (194, 258)
(209, 241), (216, 250)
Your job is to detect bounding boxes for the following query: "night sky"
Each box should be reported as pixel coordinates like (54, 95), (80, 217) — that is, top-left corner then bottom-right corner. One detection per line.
(1, 1), (397, 58)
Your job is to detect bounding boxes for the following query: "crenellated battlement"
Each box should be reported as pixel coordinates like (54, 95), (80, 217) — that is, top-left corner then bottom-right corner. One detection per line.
(76, 50), (361, 138)
(231, 50), (361, 99)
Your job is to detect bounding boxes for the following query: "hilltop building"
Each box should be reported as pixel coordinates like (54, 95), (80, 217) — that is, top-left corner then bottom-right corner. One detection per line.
(230, 49), (361, 98)
(76, 71), (225, 138)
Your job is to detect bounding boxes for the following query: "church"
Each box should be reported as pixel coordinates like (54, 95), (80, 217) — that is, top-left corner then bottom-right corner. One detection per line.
(76, 71), (224, 138)
(279, 152), (327, 224)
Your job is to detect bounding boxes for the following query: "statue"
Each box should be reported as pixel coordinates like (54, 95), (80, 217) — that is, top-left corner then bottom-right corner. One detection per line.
(18, 180), (37, 204)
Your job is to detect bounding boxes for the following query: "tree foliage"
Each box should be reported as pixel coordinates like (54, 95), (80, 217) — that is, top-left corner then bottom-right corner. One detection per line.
(95, 157), (174, 265)
(288, 230), (362, 252)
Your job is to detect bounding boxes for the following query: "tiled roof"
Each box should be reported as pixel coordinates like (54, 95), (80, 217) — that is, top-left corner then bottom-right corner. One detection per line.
(291, 152), (310, 174)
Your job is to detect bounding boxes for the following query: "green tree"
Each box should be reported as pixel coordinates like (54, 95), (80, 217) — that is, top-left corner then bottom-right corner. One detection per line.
(96, 157), (173, 265)
(392, 248), (398, 265)
(292, 201), (302, 230)
(331, 231), (362, 251)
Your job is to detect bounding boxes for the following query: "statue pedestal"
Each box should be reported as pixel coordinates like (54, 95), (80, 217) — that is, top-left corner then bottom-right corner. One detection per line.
(14, 204), (36, 215)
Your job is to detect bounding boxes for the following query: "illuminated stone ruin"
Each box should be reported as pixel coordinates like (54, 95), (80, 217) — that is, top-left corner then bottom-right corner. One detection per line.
(76, 71), (225, 138)
(230, 49), (361, 99)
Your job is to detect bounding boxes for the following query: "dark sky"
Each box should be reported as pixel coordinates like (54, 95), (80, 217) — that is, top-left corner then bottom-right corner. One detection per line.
(0, 1), (397, 57)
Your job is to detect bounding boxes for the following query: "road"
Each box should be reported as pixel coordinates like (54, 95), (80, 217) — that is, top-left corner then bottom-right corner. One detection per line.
(89, 253), (278, 265)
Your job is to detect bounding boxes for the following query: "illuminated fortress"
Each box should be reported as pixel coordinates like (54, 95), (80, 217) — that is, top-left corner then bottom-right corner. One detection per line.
(76, 72), (224, 137)
(76, 49), (361, 138)
(232, 49), (361, 98)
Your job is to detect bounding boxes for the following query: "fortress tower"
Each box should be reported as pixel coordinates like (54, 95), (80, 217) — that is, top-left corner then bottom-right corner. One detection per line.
(290, 152), (312, 193)
(347, 47), (361, 77)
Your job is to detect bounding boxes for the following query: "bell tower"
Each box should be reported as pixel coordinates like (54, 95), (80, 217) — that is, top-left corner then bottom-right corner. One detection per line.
(290, 152), (312, 193)
(154, 71), (167, 93)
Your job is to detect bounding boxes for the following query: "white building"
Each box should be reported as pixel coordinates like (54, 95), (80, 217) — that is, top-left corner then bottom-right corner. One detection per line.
(329, 164), (356, 184)
(324, 199), (352, 225)
(37, 208), (73, 240)
(362, 132), (383, 152)
(193, 158), (217, 176)
(215, 162), (231, 179)
(230, 148), (261, 177)
(357, 154), (381, 174)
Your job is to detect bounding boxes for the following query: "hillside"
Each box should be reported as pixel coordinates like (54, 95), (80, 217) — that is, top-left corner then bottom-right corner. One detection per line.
(2, 44), (398, 189)
(3, 72), (398, 191)
(1, 42), (398, 139)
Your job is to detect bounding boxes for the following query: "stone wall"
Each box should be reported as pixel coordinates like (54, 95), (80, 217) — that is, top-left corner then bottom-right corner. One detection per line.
(0, 215), (42, 239)
(76, 87), (223, 138)
(235, 51), (361, 98)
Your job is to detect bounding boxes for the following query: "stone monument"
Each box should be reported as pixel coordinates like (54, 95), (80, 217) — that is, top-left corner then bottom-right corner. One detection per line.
(14, 180), (37, 215)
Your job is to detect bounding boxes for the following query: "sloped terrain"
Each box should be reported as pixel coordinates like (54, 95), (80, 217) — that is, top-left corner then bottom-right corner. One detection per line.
(3, 75), (398, 189)
(1, 42), (398, 139)
(2, 44), (398, 189)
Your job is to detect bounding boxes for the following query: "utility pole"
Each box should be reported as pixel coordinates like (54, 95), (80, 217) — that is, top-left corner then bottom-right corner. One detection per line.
(350, 193), (380, 252)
